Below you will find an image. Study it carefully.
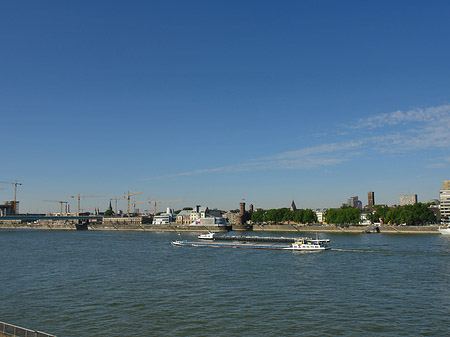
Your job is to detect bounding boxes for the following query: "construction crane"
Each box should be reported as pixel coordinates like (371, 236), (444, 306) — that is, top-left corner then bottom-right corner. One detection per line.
(136, 198), (183, 216)
(70, 194), (104, 215)
(123, 191), (142, 215)
(0, 180), (22, 214)
(109, 197), (121, 215)
(131, 199), (144, 214)
(43, 200), (68, 215)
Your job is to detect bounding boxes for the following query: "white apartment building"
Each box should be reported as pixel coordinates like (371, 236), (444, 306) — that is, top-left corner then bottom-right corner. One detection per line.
(440, 180), (450, 225)
(314, 209), (327, 223)
(399, 194), (417, 206)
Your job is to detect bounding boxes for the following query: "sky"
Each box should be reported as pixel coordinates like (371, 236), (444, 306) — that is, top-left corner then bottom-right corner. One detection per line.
(1, 0), (450, 214)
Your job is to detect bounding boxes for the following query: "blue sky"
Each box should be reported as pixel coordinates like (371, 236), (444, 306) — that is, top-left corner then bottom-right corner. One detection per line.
(1, 0), (450, 213)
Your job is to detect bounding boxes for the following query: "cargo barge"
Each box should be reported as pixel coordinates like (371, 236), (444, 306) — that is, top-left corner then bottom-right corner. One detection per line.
(198, 232), (330, 244)
(172, 238), (330, 251)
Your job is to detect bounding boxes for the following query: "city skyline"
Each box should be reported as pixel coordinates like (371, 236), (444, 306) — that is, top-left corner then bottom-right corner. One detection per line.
(1, 1), (450, 213)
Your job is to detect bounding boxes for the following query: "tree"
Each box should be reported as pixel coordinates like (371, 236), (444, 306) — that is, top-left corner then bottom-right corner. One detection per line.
(370, 205), (390, 224)
(325, 206), (361, 224)
(251, 207), (318, 224)
(104, 209), (114, 216)
(303, 209), (318, 223)
(251, 209), (265, 223)
(384, 203), (436, 225)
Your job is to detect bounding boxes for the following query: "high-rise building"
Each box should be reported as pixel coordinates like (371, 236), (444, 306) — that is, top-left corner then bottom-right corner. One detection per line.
(440, 181), (450, 224)
(368, 191), (375, 208)
(347, 196), (360, 208)
(399, 194), (417, 206)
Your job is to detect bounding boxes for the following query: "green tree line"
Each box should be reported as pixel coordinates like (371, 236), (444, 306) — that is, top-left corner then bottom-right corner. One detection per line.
(251, 208), (317, 224)
(325, 206), (361, 225)
(324, 203), (437, 225)
(368, 203), (436, 225)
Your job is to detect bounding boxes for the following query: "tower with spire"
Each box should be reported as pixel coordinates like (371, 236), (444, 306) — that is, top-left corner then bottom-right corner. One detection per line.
(290, 200), (297, 212)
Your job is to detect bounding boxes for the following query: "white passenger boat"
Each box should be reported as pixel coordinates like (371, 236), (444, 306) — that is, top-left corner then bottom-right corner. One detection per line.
(438, 226), (450, 235)
(198, 232), (215, 240)
(288, 238), (330, 250)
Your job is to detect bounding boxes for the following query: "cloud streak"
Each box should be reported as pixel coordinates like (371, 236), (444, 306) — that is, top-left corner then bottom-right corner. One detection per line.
(351, 104), (450, 129)
(146, 103), (450, 180)
(147, 141), (365, 180)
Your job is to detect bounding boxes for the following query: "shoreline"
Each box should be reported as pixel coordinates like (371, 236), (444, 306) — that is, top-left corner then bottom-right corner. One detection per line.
(0, 222), (440, 234)
(251, 224), (440, 234)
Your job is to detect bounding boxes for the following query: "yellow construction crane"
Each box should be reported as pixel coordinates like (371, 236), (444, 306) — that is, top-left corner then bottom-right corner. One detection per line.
(43, 200), (68, 215)
(70, 194), (104, 215)
(131, 199), (146, 214)
(123, 191), (142, 215)
(109, 197), (121, 215)
(136, 198), (183, 216)
(0, 180), (22, 214)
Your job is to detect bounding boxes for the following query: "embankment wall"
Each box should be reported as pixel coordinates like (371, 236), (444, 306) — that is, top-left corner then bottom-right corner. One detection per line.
(252, 224), (439, 234)
(0, 221), (439, 233)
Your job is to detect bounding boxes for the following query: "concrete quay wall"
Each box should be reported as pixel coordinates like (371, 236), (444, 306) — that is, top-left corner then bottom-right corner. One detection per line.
(0, 221), (78, 230)
(0, 220), (439, 234)
(88, 223), (229, 232)
(0, 221), (229, 233)
(252, 224), (440, 234)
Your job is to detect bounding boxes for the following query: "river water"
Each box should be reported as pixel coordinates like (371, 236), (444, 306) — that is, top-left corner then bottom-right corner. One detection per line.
(0, 230), (449, 336)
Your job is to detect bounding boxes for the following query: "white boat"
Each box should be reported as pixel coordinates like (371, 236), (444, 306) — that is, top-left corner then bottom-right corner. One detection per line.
(288, 238), (330, 250)
(198, 232), (215, 240)
(438, 226), (450, 235)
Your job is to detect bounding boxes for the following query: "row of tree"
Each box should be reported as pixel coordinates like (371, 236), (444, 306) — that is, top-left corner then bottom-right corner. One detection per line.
(367, 203), (437, 226)
(324, 203), (437, 225)
(251, 208), (317, 224)
(249, 202), (437, 226)
(324, 206), (361, 225)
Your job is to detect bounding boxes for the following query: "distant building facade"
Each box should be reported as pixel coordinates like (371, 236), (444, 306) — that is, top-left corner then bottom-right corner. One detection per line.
(314, 209), (327, 223)
(440, 180), (450, 225)
(223, 210), (239, 224)
(368, 192), (375, 208)
(443, 180), (450, 190)
(347, 196), (362, 209)
(103, 216), (151, 224)
(152, 208), (175, 224)
(399, 194), (418, 206)
(176, 210), (193, 224)
(0, 201), (18, 216)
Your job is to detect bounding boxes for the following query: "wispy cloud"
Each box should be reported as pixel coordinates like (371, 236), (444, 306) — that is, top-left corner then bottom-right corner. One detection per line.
(363, 107), (450, 152)
(147, 141), (364, 180)
(351, 104), (450, 129)
(146, 103), (450, 180)
(426, 157), (450, 169)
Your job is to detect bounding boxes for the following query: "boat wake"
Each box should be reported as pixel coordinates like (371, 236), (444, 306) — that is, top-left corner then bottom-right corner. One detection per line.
(332, 248), (388, 253)
(332, 248), (450, 256)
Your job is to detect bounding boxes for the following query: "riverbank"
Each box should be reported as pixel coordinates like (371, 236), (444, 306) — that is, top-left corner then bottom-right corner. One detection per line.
(0, 221), (440, 233)
(251, 224), (440, 234)
(0, 221), (230, 233)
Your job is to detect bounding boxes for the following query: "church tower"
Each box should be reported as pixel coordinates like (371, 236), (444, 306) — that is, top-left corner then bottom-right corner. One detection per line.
(290, 200), (297, 212)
